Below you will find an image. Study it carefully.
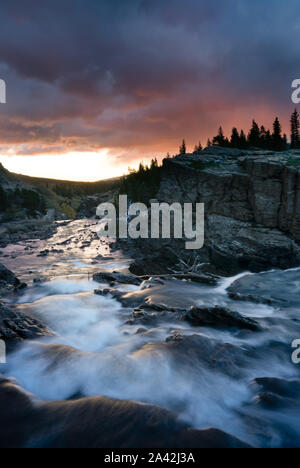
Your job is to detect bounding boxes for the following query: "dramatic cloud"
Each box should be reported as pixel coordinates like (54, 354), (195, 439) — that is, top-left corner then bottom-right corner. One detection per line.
(0, 0), (299, 160)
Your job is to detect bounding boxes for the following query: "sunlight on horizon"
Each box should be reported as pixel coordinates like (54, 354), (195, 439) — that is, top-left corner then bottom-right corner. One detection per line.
(0, 150), (138, 182)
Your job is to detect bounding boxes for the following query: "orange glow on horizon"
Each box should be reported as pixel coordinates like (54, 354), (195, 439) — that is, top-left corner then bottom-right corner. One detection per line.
(0, 150), (143, 182)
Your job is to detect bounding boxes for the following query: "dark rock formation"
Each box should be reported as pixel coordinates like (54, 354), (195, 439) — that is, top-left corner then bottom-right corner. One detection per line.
(228, 292), (273, 305)
(93, 271), (142, 286)
(252, 377), (300, 409)
(0, 263), (26, 295)
(137, 333), (251, 378)
(183, 305), (260, 331)
(129, 148), (300, 275)
(0, 377), (250, 448)
(0, 303), (52, 351)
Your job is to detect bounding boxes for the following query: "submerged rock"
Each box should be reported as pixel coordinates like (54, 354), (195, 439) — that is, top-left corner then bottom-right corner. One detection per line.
(183, 305), (260, 331)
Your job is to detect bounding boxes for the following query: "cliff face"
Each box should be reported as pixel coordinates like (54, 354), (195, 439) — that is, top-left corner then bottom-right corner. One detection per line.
(155, 147), (300, 273)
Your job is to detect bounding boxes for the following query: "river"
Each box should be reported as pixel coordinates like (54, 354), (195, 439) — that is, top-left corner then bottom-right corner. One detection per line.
(1, 219), (300, 448)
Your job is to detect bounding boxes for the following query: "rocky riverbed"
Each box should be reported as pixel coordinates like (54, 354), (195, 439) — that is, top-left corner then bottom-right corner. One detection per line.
(0, 220), (300, 448)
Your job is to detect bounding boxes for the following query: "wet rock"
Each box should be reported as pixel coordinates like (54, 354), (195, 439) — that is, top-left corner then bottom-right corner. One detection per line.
(0, 377), (250, 448)
(182, 305), (260, 331)
(140, 278), (165, 290)
(138, 333), (250, 378)
(139, 272), (219, 286)
(50, 249), (64, 254)
(94, 288), (112, 297)
(253, 392), (292, 409)
(33, 277), (47, 285)
(126, 307), (181, 327)
(93, 271), (142, 286)
(252, 377), (300, 405)
(0, 303), (52, 351)
(0, 263), (26, 296)
(227, 270), (296, 307)
(228, 292), (273, 305)
(37, 249), (50, 257)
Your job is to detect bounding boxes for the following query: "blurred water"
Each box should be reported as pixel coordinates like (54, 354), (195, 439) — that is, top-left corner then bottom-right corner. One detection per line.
(2, 220), (300, 447)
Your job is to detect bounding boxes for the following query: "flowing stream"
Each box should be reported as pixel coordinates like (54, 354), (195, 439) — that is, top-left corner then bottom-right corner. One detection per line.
(1, 220), (300, 447)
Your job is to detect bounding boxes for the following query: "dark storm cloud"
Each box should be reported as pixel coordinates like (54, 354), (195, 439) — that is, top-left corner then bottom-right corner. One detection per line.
(0, 0), (299, 155)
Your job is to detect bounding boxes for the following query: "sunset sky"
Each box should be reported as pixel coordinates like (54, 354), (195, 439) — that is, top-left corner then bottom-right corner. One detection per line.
(0, 0), (299, 181)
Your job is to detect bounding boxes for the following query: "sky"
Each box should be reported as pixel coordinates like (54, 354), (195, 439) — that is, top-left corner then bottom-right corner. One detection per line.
(0, 0), (299, 181)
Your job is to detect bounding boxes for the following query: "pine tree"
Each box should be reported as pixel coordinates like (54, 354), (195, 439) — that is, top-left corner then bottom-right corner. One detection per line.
(239, 130), (247, 149)
(193, 141), (202, 154)
(291, 109), (300, 149)
(259, 126), (267, 149)
(207, 139), (212, 147)
(230, 127), (240, 148)
(272, 117), (284, 151)
(264, 130), (272, 150)
(179, 139), (186, 155)
(213, 126), (228, 147)
(247, 120), (260, 148)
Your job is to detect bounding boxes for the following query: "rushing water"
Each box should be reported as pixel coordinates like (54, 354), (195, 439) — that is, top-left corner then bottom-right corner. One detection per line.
(1, 220), (300, 447)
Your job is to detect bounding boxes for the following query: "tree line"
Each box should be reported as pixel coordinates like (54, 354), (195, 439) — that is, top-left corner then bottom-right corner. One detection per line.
(179, 109), (300, 155)
(118, 158), (161, 204)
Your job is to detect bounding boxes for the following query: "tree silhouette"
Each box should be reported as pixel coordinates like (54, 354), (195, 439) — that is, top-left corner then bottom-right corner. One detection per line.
(291, 109), (300, 149)
(272, 117), (285, 151)
(212, 126), (229, 147)
(193, 141), (202, 154)
(179, 139), (186, 155)
(247, 120), (260, 147)
(239, 130), (247, 149)
(230, 127), (240, 148)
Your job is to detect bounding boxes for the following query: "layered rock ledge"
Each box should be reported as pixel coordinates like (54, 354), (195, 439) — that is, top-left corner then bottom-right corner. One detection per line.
(131, 147), (300, 275)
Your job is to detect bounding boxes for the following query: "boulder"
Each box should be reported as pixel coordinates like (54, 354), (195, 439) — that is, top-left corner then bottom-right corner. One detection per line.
(183, 305), (260, 331)
(93, 271), (142, 286)
(0, 263), (26, 295)
(0, 303), (52, 351)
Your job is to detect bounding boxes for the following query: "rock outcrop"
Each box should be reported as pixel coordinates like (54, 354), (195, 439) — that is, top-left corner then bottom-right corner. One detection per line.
(135, 147), (300, 274)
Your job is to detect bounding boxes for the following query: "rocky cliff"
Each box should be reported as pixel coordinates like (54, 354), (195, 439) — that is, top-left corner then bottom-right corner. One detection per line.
(137, 147), (300, 274)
